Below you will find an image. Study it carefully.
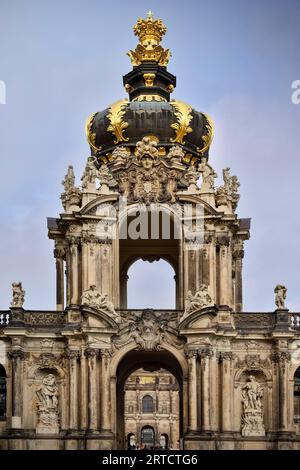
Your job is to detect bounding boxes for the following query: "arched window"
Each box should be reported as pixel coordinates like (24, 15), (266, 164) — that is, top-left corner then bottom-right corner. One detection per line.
(142, 395), (154, 413)
(294, 367), (300, 423)
(0, 364), (6, 421)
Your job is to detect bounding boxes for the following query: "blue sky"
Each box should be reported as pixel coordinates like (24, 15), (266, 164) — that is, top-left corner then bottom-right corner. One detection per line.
(0, 0), (299, 311)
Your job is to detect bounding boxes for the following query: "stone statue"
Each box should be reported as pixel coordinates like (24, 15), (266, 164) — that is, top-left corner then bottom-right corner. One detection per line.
(81, 285), (120, 322)
(36, 374), (59, 433)
(11, 282), (25, 308)
(61, 165), (81, 211)
(241, 375), (265, 436)
(62, 165), (75, 192)
(198, 158), (217, 192)
(98, 165), (117, 194)
(274, 284), (287, 310)
(182, 284), (213, 320)
(216, 167), (240, 211)
(81, 157), (99, 189)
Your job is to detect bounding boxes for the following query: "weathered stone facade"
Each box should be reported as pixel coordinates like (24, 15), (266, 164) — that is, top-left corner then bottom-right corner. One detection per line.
(0, 13), (300, 450)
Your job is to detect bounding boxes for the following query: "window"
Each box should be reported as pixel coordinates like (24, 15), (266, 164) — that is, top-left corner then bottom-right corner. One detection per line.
(0, 364), (6, 421)
(141, 426), (155, 446)
(294, 367), (300, 423)
(142, 395), (154, 413)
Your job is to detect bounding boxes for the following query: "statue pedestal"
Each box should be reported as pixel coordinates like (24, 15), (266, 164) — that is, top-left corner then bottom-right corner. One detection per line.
(242, 410), (265, 437)
(36, 410), (59, 435)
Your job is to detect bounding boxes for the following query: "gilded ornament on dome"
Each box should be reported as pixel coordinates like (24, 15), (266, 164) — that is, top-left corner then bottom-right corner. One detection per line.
(170, 100), (193, 145)
(197, 113), (214, 155)
(107, 99), (129, 144)
(85, 112), (102, 153)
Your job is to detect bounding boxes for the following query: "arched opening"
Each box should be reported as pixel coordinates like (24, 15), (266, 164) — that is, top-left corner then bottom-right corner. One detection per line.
(127, 432), (136, 450)
(141, 426), (155, 448)
(127, 259), (176, 309)
(119, 206), (182, 310)
(0, 364), (7, 421)
(117, 350), (183, 450)
(294, 367), (300, 423)
(160, 433), (169, 449)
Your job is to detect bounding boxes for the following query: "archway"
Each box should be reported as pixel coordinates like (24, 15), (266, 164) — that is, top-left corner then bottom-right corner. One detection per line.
(119, 205), (182, 309)
(141, 426), (155, 448)
(116, 349), (184, 450)
(127, 259), (176, 309)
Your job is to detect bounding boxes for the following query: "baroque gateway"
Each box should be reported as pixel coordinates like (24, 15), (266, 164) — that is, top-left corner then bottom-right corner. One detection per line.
(0, 13), (300, 451)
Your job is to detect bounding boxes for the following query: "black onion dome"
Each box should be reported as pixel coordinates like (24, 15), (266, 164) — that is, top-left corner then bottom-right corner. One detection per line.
(85, 13), (214, 165)
(87, 100), (212, 161)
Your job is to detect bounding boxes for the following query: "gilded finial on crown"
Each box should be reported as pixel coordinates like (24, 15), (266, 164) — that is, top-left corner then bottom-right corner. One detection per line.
(127, 12), (171, 67)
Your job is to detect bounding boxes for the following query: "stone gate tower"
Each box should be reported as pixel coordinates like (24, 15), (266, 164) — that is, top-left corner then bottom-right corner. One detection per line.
(1, 13), (300, 451)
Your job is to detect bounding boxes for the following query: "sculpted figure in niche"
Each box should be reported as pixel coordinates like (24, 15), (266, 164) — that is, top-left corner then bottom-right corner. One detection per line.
(36, 374), (59, 411)
(274, 284), (287, 310)
(241, 375), (265, 436)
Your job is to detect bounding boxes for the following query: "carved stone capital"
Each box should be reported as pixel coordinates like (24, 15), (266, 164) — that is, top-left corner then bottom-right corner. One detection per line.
(198, 347), (213, 358)
(8, 349), (28, 361)
(185, 348), (198, 359)
(271, 351), (291, 364)
(216, 236), (230, 247)
(219, 351), (233, 362)
(84, 348), (99, 358)
(64, 349), (80, 360)
(100, 349), (112, 359)
(54, 246), (66, 260)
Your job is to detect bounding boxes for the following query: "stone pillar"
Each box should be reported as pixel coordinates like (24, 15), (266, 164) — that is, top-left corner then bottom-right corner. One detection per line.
(233, 241), (244, 312)
(100, 350), (111, 431)
(65, 349), (80, 431)
(120, 272), (128, 309)
(219, 351), (233, 432)
(8, 349), (27, 429)
(54, 247), (65, 311)
(187, 350), (198, 432)
(218, 236), (231, 307)
(80, 349), (88, 430)
(273, 351), (291, 431)
(69, 237), (80, 307)
(84, 348), (99, 432)
(199, 348), (212, 431)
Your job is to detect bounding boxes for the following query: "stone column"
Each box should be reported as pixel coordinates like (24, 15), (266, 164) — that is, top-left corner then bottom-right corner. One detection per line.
(80, 349), (88, 430)
(69, 237), (80, 307)
(199, 348), (212, 431)
(54, 247), (65, 311)
(8, 349), (27, 429)
(65, 349), (80, 431)
(100, 350), (111, 431)
(84, 348), (99, 432)
(274, 351), (291, 431)
(187, 350), (198, 432)
(218, 236), (231, 307)
(219, 351), (233, 432)
(120, 272), (129, 309)
(233, 241), (244, 312)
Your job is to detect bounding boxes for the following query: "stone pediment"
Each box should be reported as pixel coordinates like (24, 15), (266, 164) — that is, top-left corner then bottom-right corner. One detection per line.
(81, 306), (119, 331)
(179, 305), (218, 330)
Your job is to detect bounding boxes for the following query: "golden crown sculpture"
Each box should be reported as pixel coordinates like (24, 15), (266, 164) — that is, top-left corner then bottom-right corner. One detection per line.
(128, 11), (171, 67)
